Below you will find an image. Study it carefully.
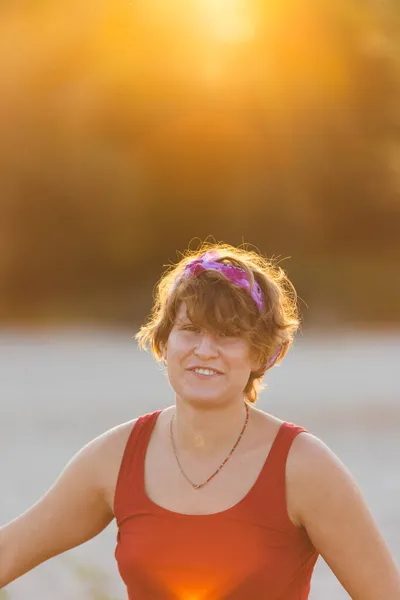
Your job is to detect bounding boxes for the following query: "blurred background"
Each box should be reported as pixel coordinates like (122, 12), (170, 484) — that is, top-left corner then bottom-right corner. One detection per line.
(0, 0), (399, 598)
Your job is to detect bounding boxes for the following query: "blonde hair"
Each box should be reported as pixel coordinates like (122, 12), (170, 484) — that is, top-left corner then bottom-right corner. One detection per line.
(136, 242), (300, 403)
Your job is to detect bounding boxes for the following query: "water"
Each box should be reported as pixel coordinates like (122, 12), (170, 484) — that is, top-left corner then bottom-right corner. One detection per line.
(1, 329), (399, 599)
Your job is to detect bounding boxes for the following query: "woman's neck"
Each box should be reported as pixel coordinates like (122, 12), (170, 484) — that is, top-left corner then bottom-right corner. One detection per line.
(171, 398), (250, 456)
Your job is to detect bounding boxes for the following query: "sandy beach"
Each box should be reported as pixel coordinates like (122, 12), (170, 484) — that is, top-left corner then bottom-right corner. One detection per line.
(1, 329), (399, 599)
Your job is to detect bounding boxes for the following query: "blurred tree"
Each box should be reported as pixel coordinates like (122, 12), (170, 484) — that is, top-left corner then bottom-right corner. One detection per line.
(0, 0), (398, 325)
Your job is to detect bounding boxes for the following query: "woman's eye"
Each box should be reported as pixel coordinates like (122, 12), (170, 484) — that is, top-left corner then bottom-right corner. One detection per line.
(218, 331), (237, 339)
(182, 325), (199, 332)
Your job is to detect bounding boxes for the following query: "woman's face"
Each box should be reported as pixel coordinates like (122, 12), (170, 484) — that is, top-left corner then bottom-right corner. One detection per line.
(164, 303), (257, 408)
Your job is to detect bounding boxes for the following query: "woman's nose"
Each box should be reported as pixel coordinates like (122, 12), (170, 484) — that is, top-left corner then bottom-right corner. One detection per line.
(193, 332), (219, 357)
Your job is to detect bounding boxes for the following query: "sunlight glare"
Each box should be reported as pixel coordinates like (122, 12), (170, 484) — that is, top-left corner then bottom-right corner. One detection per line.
(197, 0), (256, 43)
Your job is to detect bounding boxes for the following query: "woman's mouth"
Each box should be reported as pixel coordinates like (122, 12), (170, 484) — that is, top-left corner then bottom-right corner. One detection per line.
(189, 367), (222, 378)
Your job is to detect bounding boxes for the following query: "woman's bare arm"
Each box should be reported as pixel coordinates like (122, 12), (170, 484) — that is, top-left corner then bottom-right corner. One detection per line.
(288, 433), (400, 600)
(0, 420), (135, 588)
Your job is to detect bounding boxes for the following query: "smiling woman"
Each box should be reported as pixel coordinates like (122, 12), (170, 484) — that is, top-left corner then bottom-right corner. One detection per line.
(1, 242), (399, 599)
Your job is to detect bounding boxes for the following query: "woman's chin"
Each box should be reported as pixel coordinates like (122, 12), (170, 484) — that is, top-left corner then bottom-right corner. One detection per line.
(183, 393), (221, 406)
(175, 386), (238, 408)
(174, 385), (220, 403)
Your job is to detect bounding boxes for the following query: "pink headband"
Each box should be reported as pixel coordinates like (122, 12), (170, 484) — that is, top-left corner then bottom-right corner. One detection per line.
(184, 251), (264, 312)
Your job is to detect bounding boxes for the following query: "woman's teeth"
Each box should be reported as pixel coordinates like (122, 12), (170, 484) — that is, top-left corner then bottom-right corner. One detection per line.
(193, 368), (219, 376)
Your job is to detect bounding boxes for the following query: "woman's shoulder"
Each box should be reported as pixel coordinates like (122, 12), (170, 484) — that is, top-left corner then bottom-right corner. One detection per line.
(92, 410), (164, 510)
(82, 418), (139, 511)
(254, 410), (340, 527)
(96, 419), (138, 459)
(287, 427), (338, 473)
(92, 409), (162, 460)
(285, 427), (355, 527)
(253, 406), (316, 443)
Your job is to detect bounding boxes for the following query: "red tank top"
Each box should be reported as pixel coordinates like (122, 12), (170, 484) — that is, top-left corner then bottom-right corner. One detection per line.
(114, 410), (319, 599)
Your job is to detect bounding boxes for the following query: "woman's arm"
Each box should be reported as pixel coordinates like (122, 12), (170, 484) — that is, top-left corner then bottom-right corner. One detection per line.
(287, 432), (400, 599)
(0, 420), (134, 588)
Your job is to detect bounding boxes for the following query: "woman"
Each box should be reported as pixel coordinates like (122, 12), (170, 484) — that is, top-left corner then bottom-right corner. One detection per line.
(0, 243), (399, 599)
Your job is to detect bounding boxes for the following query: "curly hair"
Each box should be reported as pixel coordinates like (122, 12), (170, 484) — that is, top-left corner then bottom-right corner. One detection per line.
(136, 242), (300, 403)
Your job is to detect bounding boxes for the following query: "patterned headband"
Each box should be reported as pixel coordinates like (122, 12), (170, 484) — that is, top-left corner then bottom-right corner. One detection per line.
(183, 251), (264, 312)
